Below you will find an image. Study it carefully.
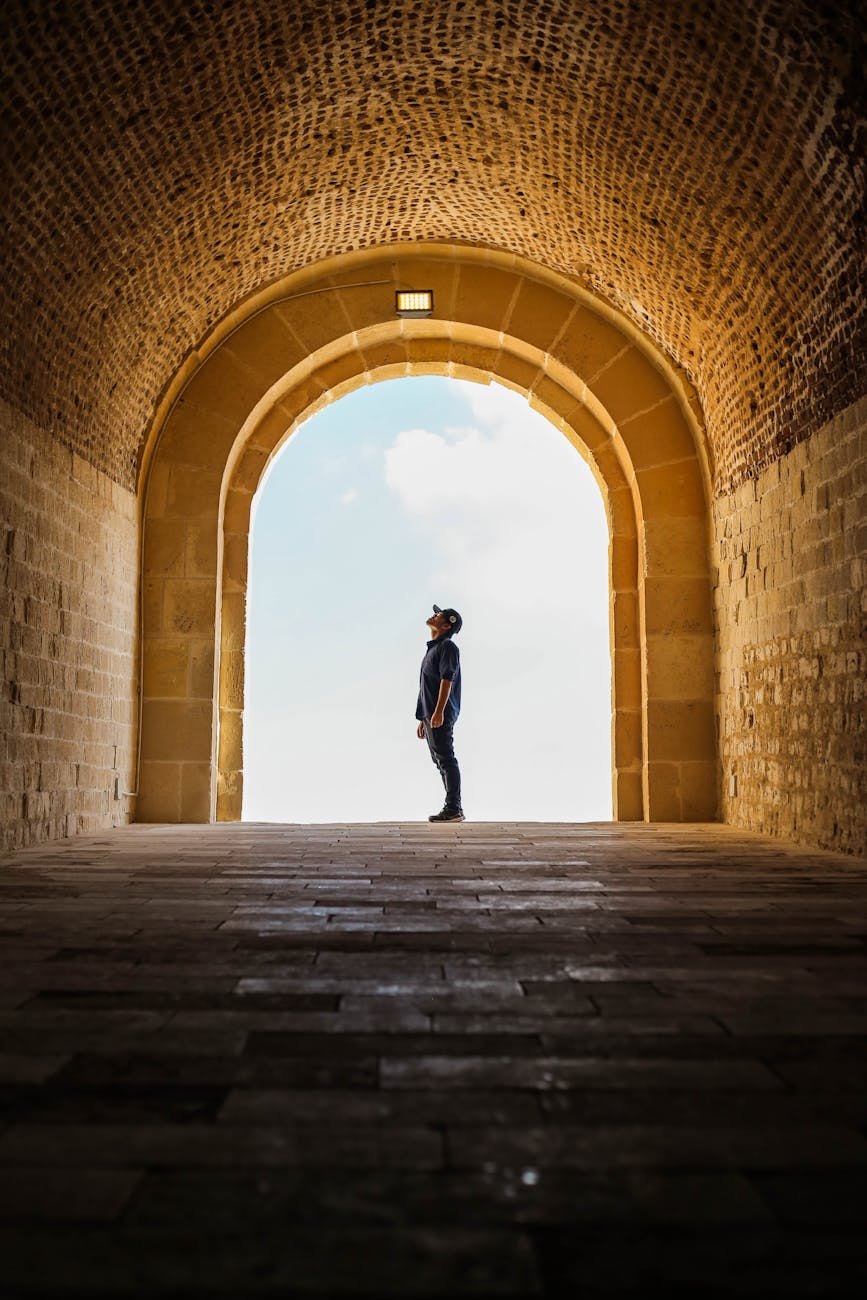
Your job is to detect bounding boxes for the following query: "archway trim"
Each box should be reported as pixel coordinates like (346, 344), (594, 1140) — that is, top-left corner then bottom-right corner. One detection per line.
(138, 246), (717, 824)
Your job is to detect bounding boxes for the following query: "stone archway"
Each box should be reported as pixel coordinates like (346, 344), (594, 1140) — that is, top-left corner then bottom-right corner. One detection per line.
(138, 245), (716, 825)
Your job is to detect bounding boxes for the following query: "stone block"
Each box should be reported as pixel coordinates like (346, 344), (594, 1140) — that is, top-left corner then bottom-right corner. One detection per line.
(643, 517), (710, 576)
(612, 590), (639, 644)
(405, 338), (452, 371)
(645, 632), (715, 699)
(185, 522), (219, 578)
(614, 767), (643, 820)
(222, 533), (249, 592)
(611, 535), (638, 589)
(635, 459), (706, 519)
(504, 277), (574, 354)
(189, 640), (216, 700)
(560, 399), (614, 456)
(646, 700), (717, 763)
(358, 338), (409, 375)
(223, 304), (308, 389)
(613, 646), (641, 710)
(216, 767), (244, 822)
(219, 651), (245, 713)
(159, 401), (238, 469)
(618, 396), (698, 469)
(180, 762), (212, 822)
(643, 578), (714, 635)
(218, 709), (244, 773)
(591, 348), (674, 427)
(166, 467), (223, 520)
(223, 488), (253, 535)
(550, 306), (628, 385)
(220, 592), (247, 654)
(613, 708), (642, 768)
(678, 759), (720, 820)
(144, 519), (186, 577)
(493, 351), (542, 396)
(163, 579), (217, 638)
(179, 346), (263, 428)
(644, 760), (682, 820)
(312, 350), (369, 397)
(135, 760), (182, 822)
(448, 361), (492, 386)
(142, 639), (189, 699)
(140, 701), (213, 765)
(231, 446), (270, 494)
(453, 263), (520, 332)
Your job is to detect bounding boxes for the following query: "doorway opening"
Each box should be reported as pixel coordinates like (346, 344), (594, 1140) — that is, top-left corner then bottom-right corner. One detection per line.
(242, 376), (612, 822)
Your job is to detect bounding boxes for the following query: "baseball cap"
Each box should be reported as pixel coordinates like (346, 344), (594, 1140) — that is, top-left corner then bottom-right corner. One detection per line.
(433, 603), (463, 633)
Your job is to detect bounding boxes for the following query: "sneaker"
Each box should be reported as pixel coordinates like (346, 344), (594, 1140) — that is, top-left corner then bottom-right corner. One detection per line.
(428, 809), (465, 822)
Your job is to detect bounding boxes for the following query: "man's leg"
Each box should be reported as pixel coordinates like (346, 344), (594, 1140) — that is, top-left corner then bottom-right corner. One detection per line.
(423, 720), (448, 800)
(423, 720), (462, 813)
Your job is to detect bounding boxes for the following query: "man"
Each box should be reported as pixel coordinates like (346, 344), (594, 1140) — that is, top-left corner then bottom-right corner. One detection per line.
(416, 604), (464, 822)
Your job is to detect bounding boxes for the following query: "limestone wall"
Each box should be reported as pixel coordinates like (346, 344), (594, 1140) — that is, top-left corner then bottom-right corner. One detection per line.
(2, 1), (863, 497)
(714, 397), (866, 855)
(0, 401), (138, 850)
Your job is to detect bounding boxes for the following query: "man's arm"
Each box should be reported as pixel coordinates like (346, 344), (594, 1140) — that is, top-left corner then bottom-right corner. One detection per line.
(430, 678), (452, 728)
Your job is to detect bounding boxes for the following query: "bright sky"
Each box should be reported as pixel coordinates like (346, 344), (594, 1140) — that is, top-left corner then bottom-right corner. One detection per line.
(242, 377), (612, 823)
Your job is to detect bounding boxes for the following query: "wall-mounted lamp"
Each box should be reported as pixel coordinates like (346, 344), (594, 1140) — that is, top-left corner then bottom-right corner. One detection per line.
(395, 290), (434, 318)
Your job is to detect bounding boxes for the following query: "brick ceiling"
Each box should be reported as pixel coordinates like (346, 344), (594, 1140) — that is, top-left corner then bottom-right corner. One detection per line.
(1, 0), (864, 492)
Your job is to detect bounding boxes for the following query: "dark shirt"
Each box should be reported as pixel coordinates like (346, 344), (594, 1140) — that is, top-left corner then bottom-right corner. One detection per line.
(416, 635), (461, 723)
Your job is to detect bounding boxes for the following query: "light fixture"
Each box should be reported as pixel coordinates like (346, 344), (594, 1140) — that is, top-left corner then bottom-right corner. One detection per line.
(395, 289), (434, 318)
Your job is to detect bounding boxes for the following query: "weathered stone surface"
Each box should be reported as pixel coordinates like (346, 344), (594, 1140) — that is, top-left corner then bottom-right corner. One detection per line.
(715, 396), (867, 854)
(1, 1), (863, 495)
(0, 820), (864, 1295)
(0, 401), (137, 852)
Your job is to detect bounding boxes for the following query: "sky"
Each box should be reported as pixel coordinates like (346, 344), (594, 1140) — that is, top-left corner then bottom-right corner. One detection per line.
(242, 376), (612, 823)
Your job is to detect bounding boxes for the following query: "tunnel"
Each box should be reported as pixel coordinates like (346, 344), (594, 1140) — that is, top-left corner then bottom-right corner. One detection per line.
(0, 2), (865, 1295)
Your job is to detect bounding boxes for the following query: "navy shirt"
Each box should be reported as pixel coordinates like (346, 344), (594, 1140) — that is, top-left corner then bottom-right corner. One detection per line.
(416, 636), (461, 723)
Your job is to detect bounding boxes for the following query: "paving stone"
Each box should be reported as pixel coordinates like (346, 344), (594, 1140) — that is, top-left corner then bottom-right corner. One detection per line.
(532, 1225), (867, 1297)
(748, 1169), (867, 1224)
(0, 1028), (248, 1057)
(0, 1122), (443, 1169)
(0, 1082), (229, 1126)
(0, 1166), (143, 1221)
(444, 1124), (867, 1170)
(122, 1165), (768, 1230)
(537, 1086), (867, 1129)
(380, 1055), (784, 1091)
(0, 1054), (70, 1084)
(0, 820), (864, 1295)
(0, 1223), (543, 1296)
(218, 1087), (543, 1126)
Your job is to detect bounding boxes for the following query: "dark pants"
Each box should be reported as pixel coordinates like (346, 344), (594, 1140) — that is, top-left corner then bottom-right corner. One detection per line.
(423, 718), (462, 813)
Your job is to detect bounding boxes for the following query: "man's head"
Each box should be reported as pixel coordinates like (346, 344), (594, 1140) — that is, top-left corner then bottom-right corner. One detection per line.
(426, 604), (462, 638)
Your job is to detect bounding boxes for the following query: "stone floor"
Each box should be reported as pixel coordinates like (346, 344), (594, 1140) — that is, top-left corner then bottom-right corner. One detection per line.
(0, 821), (866, 1297)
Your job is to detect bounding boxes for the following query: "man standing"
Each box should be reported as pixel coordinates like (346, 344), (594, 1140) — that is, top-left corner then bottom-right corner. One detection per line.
(416, 604), (464, 822)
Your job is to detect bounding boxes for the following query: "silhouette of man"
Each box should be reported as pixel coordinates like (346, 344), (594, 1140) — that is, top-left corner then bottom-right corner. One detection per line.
(416, 604), (464, 822)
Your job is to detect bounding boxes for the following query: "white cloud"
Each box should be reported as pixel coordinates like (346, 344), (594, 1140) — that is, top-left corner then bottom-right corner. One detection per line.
(339, 488), (358, 505)
(382, 381), (609, 624)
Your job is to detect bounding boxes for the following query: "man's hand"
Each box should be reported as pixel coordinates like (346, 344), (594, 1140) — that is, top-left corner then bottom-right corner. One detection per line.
(417, 721), (425, 739)
(430, 710), (444, 728)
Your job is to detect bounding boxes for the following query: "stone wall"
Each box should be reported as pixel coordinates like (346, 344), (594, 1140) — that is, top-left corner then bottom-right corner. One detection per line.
(2, 1), (863, 495)
(714, 397), (866, 855)
(0, 401), (138, 850)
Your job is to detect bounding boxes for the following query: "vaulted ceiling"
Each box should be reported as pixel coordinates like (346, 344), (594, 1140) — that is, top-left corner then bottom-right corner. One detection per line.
(2, 0), (864, 491)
